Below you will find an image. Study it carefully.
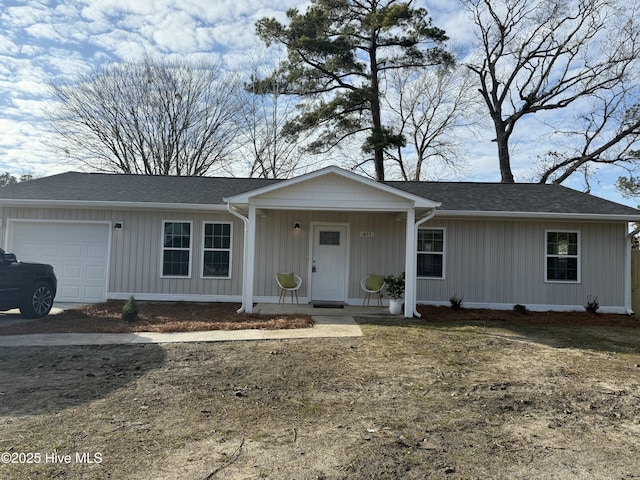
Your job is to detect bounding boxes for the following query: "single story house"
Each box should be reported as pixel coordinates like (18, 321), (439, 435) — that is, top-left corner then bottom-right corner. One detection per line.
(0, 166), (638, 317)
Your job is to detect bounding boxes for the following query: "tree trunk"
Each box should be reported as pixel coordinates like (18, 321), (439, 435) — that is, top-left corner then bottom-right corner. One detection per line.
(370, 89), (385, 181)
(494, 123), (515, 183)
(369, 28), (385, 182)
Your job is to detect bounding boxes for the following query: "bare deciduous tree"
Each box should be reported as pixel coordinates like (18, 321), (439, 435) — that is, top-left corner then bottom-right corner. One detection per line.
(236, 57), (308, 179)
(48, 57), (241, 176)
(384, 66), (480, 180)
(535, 90), (640, 186)
(465, 0), (640, 183)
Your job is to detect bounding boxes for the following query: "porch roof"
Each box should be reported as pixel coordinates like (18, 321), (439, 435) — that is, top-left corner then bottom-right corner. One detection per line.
(223, 166), (440, 211)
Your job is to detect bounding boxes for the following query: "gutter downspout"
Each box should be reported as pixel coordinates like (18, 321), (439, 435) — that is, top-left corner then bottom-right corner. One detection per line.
(227, 203), (249, 314)
(625, 223), (640, 315)
(413, 208), (437, 318)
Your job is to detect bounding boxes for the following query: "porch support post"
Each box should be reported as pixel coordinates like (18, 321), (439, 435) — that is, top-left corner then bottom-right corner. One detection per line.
(404, 207), (416, 318)
(244, 204), (257, 313)
(625, 223), (640, 314)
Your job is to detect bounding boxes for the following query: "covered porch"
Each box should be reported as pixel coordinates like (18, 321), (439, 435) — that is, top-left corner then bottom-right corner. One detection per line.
(224, 167), (440, 318)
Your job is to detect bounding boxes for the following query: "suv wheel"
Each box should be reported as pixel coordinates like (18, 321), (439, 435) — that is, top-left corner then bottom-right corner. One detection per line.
(20, 282), (54, 319)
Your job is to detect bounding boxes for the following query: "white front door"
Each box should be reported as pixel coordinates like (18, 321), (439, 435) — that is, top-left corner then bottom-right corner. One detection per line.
(311, 224), (348, 302)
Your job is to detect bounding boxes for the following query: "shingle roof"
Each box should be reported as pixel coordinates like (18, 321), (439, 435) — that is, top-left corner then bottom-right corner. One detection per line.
(0, 172), (280, 204)
(0, 171), (637, 218)
(387, 181), (640, 216)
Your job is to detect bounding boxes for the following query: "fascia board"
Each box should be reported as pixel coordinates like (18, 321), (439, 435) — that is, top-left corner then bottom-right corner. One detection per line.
(234, 203), (416, 212)
(435, 209), (640, 222)
(245, 196), (416, 209)
(0, 199), (229, 212)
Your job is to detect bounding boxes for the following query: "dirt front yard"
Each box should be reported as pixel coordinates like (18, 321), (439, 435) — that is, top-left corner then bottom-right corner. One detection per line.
(1, 307), (639, 479)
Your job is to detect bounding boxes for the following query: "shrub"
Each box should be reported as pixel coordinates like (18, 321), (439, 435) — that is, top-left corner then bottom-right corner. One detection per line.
(384, 272), (405, 300)
(122, 295), (139, 322)
(513, 304), (528, 315)
(585, 295), (600, 314)
(449, 294), (464, 310)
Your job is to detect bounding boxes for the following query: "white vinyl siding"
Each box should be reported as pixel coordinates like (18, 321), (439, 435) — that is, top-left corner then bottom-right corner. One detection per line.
(0, 207), (244, 300)
(416, 220), (625, 310)
(0, 204), (630, 311)
(545, 230), (580, 283)
(252, 210), (406, 300)
(202, 222), (232, 278)
(161, 221), (192, 278)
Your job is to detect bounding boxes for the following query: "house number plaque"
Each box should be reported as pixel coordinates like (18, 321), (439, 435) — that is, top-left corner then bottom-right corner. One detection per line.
(360, 231), (374, 238)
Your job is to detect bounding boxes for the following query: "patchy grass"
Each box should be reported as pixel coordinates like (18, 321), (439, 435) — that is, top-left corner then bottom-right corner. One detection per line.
(1, 318), (639, 479)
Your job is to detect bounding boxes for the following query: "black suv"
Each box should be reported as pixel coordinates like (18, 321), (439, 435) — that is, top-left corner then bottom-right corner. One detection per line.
(0, 248), (57, 318)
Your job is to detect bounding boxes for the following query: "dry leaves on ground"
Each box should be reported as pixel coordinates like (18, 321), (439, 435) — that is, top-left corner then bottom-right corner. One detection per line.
(0, 300), (313, 335)
(415, 304), (640, 328)
(0, 301), (637, 336)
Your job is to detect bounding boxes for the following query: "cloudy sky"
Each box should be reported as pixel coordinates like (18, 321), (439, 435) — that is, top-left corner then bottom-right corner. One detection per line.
(0, 0), (637, 206)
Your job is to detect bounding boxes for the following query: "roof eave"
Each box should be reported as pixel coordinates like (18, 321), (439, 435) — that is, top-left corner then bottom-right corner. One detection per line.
(0, 199), (228, 211)
(435, 209), (640, 222)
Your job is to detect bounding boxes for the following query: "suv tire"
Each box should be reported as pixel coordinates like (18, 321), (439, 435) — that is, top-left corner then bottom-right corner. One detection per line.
(19, 282), (55, 319)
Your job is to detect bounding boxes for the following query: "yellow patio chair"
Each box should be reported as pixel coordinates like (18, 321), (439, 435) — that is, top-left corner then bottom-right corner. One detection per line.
(276, 272), (302, 304)
(361, 274), (385, 306)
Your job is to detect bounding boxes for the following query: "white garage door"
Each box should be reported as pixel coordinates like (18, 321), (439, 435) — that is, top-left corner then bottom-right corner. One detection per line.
(7, 221), (110, 303)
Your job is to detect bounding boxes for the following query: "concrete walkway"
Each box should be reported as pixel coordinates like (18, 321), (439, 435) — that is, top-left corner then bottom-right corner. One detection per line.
(0, 303), (372, 346)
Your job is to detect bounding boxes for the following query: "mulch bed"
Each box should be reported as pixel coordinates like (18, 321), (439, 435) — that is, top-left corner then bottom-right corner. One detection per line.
(416, 304), (640, 328)
(0, 301), (313, 335)
(1, 301), (637, 336)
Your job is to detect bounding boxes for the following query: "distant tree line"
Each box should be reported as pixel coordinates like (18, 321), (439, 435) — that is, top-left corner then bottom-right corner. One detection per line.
(0, 173), (33, 187)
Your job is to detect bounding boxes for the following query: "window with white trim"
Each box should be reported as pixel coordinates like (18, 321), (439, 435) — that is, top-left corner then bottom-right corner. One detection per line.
(162, 221), (192, 277)
(203, 222), (232, 278)
(546, 231), (579, 282)
(417, 228), (445, 278)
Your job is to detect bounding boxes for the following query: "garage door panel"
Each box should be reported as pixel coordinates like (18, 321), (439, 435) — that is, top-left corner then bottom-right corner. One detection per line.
(87, 246), (107, 259)
(17, 242), (58, 260)
(61, 285), (81, 301)
(62, 265), (82, 280)
(63, 245), (83, 259)
(86, 266), (106, 280)
(41, 245), (61, 258)
(82, 229), (109, 242)
(9, 222), (110, 303)
(84, 287), (106, 302)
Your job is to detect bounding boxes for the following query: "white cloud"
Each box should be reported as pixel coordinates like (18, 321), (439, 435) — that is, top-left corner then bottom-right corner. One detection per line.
(0, 0), (306, 178)
(0, 35), (19, 55)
